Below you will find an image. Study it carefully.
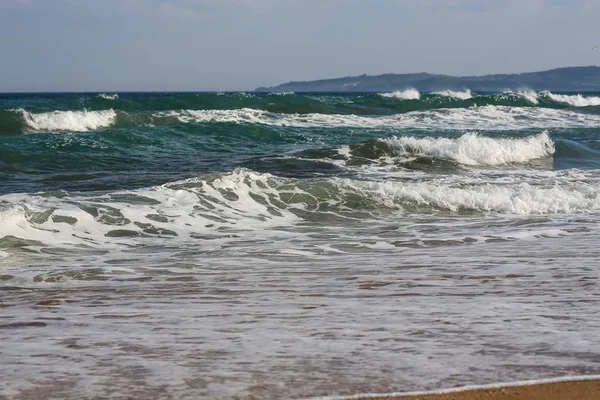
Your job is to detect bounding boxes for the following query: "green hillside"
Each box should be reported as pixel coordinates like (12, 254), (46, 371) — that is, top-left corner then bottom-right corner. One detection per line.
(255, 66), (600, 92)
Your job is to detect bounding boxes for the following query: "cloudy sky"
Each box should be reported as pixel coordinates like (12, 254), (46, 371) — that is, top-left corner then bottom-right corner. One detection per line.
(0, 0), (599, 91)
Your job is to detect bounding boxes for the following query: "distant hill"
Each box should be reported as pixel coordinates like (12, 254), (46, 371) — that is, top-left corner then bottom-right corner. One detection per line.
(255, 66), (600, 92)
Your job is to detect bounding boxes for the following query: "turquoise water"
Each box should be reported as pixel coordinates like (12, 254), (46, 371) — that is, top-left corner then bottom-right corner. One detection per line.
(1, 90), (600, 399)
(2, 91), (600, 194)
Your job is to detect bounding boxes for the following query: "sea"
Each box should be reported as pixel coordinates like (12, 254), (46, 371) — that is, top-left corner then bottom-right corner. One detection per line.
(1, 89), (600, 399)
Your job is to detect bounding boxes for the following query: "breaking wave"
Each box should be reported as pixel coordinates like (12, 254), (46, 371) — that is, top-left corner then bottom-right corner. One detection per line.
(377, 132), (554, 166)
(158, 106), (600, 130)
(97, 94), (119, 100)
(18, 109), (117, 132)
(2, 89), (600, 135)
(500, 89), (539, 105)
(544, 92), (600, 107)
(376, 89), (600, 108)
(379, 89), (421, 100)
(433, 89), (472, 100)
(2, 168), (600, 251)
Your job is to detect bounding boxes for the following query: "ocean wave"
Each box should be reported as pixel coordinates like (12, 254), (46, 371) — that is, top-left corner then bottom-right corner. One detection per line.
(353, 178), (600, 214)
(157, 106), (600, 130)
(433, 89), (472, 100)
(379, 88), (421, 100)
(543, 92), (600, 107)
(378, 132), (554, 166)
(0, 170), (301, 250)
(500, 89), (539, 105)
(4, 90), (600, 135)
(494, 90), (600, 108)
(97, 94), (119, 100)
(2, 168), (600, 251)
(376, 89), (600, 107)
(17, 109), (117, 132)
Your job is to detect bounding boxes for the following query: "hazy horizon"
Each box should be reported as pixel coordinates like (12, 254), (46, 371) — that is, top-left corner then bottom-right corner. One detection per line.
(1, 0), (599, 92)
(0, 64), (598, 93)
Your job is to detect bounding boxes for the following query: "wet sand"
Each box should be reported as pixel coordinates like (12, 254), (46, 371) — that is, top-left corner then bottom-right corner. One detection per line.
(334, 379), (600, 400)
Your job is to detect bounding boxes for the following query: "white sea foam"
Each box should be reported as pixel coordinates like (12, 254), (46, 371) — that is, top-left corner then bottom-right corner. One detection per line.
(501, 89), (539, 104)
(3, 168), (600, 257)
(306, 375), (600, 400)
(157, 106), (600, 130)
(545, 91), (600, 107)
(268, 91), (295, 96)
(18, 109), (117, 132)
(498, 90), (600, 107)
(2, 167), (600, 399)
(520, 90), (539, 104)
(97, 93), (119, 100)
(160, 108), (272, 125)
(350, 178), (600, 214)
(379, 88), (421, 100)
(433, 89), (472, 100)
(380, 132), (554, 166)
(0, 170), (301, 250)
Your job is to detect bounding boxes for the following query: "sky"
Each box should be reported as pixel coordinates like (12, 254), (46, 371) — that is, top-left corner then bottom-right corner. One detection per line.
(0, 0), (599, 91)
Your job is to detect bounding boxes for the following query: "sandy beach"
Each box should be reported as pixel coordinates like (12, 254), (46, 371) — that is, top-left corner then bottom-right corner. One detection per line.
(317, 378), (600, 400)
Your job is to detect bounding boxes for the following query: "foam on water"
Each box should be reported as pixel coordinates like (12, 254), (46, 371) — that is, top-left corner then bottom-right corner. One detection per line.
(307, 375), (600, 400)
(3, 170), (600, 399)
(0, 171), (299, 250)
(520, 90), (539, 105)
(18, 109), (117, 132)
(495, 90), (600, 107)
(379, 88), (421, 100)
(433, 89), (473, 100)
(350, 178), (600, 214)
(159, 106), (600, 130)
(2, 221), (599, 399)
(502, 89), (539, 104)
(545, 91), (600, 107)
(3, 92), (600, 400)
(3, 168), (600, 257)
(380, 132), (554, 166)
(97, 93), (119, 100)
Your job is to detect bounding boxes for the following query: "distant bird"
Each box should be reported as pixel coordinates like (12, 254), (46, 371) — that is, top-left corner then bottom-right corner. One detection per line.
(593, 45), (598, 50)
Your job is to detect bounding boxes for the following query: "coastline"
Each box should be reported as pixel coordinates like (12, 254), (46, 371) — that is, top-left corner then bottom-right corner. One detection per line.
(305, 376), (600, 400)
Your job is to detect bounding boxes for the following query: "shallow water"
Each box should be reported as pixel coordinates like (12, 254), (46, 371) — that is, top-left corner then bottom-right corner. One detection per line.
(2, 91), (600, 399)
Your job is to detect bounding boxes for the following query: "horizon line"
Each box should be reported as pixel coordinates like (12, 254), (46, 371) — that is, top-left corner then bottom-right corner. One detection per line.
(5, 64), (598, 94)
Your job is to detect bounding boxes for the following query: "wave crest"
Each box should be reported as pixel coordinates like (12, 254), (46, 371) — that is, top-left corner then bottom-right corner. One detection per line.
(19, 109), (117, 132)
(379, 88), (421, 100)
(379, 132), (554, 166)
(268, 92), (295, 96)
(97, 94), (119, 100)
(156, 106), (600, 130)
(544, 92), (600, 107)
(501, 89), (539, 105)
(2, 168), (600, 252)
(433, 89), (472, 100)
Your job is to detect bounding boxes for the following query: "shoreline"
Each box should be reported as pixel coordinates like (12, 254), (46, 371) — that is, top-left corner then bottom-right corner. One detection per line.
(305, 375), (600, 400)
